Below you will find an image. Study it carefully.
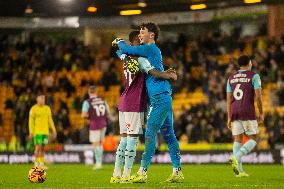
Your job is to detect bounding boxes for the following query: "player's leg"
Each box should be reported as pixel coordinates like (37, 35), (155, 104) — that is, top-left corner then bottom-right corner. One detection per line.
(232, 133), (243, 174)
(112, 133), (127, 179)
(235, 120), (258, 177)
(133, 97), (170, 183)
(39, 135), (48, 169)
(34, 145), (40, 166)
(121, 112), (143, 182)
(139, 108), (165, 172)
(230, 120), (245, 175)
(33, 135), (46, 168)
(160, 110), (184, 183)
(90, 129), (104, 169)
(33, 135), (40, 166)
(98, 127), (106, 167)
(94, 127), (106, 169)
(111, 112), (127, 183)
(38, 145), (45, 168)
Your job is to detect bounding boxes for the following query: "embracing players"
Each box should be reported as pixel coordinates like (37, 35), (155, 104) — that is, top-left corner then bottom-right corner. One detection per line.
(110, 30), (178, 183)
(112, 23), (184, 183)
(227, 55), (263, 177)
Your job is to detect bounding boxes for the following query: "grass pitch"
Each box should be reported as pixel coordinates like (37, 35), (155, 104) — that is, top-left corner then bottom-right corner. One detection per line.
(0, 164), (283, 189)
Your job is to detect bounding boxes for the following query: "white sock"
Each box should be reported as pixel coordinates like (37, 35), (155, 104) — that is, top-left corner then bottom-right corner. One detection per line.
(138, 167), (147, 175)
(113, 168), (121, 178)
(122, 168), (131, 178)
(94, 146), (103, 166)
(113, 137), (127, 178)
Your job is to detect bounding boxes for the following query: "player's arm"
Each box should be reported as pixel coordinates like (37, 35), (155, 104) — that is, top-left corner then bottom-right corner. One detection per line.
(48, 107), (56, 134)
(138, 57), (177, 80)
(116, 50), (126, 61)
(226, 80), (233, 129)
(253, 74), (264, 123)
(28, 107), (35, 139)
(81, 100), (89, 119)
(116, 40), (151, 57)
(149, 69), (177, 81)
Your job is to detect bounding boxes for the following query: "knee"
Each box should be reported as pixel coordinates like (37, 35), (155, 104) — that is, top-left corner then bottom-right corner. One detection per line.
(119, 137), (127, 146)
(35, 145), (41, 153)
(92, 142), (100, 147)
(126, 137), (139, 148)
(161, 128), (176, 143)
(248, 134), (257, 141)
(233, 135), (243, 143)
(145, 130), (156, 142)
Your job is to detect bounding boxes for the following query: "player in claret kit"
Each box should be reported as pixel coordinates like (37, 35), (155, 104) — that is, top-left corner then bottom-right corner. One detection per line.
(226, 55), (263, 177)
(110, 30), (178, 184)
(82, 86), (110, 170)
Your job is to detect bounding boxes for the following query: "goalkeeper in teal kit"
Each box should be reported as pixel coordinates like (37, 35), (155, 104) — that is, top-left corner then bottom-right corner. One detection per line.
(112, 22), (184, 183)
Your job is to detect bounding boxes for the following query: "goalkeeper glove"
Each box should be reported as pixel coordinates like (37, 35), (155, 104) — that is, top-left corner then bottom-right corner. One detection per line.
(112, 38), (124, 47)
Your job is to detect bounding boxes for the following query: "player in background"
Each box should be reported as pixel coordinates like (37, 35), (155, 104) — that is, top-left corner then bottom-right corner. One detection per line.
(112, 23), (184, 183)
(29, 94), (57, 169)
(227, 55), (263, 177)
(110, 30), (178, 184)
(81, 86), (110, 170)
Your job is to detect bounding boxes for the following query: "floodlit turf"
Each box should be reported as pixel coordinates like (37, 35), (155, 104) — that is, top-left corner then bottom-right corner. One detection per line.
(0, 164), (283, 189)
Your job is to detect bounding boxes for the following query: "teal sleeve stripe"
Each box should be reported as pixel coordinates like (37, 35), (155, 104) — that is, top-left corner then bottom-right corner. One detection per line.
(252, 74), (261, 89)
(82, 100), (89, 112)
(226, 80), (232, 92)
(138, 57), (154, 74)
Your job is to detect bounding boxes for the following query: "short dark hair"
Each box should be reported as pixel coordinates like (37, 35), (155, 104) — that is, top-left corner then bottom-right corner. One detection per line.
(129, 30), (140, 43)
(238, 55), (251, 67)
(140, 22), (160, 41)
(88, 86), (96, 94)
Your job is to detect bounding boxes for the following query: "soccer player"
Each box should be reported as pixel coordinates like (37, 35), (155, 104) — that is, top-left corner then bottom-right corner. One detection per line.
(29, 94), (56, 169)
(81, 86), (109, 170)
(112, 23), (184, 183)
(110, 31), (178, 184)
(227, 55), (263, 177)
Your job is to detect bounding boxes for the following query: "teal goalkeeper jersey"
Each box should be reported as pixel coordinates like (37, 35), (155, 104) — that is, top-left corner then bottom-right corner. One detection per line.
(118, 41), (172, 100)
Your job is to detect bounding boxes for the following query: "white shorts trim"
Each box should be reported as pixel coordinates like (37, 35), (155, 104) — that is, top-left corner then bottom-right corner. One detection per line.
(232, 120), (259, 136)
(89, 127), (106, 143)
(119, 111), (144, 135)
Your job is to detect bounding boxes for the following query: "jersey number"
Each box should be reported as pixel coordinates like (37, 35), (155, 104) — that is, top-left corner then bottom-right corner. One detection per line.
(93, 104), (106, 116)
(233, 84), (243, 100)
(124, 69), (133, 87)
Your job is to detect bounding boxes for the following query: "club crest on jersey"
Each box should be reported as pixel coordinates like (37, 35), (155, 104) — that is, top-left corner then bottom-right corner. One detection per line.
(127, 58), (140, 74)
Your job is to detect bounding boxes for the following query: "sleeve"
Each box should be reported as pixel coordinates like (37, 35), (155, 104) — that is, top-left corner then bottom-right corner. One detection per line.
(28, 107), (35, 135)
(48, 107), (56, 133)
(118, 41), (151, 57)
(138, 57), (155, 74)
(226, 79), (232, 93)
(252, 74), (261, 89)
(116, 50), (126, 60)
(82, 100), (89, 113)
